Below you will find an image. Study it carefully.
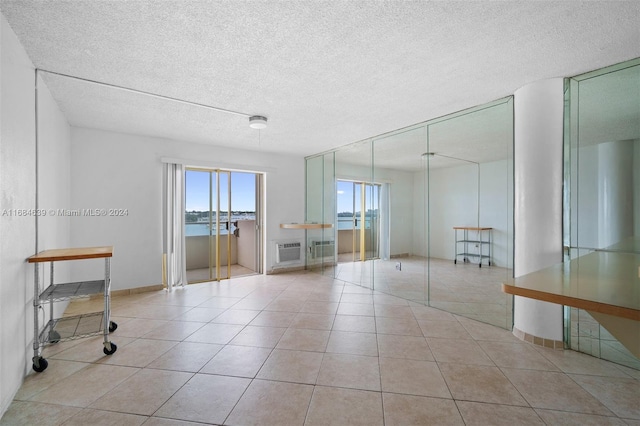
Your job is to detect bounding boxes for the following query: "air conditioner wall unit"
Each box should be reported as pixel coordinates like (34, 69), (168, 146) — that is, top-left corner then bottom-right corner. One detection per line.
(311, 240), (335, 259)
(275, 241), (302, 265)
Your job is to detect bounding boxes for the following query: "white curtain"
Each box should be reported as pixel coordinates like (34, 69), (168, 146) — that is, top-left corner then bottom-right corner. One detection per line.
(162, 163), (187, 290)
(380, 183), (391, 260)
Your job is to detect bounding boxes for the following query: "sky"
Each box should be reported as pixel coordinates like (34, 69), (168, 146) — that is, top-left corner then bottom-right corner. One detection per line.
(337, 180), (354, 213)
(185, 170), (256, 212)
(185, 173), (377, 214)
(337, 180), (379, 214)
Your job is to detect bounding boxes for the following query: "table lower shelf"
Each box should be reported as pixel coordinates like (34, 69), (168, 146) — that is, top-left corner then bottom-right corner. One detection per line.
(455, 253), (490, 259)
(38, 312), (110, 347)
(454, 253), (491, 266)
(39, 280), (106, 302)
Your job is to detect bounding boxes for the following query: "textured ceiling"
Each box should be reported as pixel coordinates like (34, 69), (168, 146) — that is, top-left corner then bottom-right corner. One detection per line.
(333, 99), (513, 172)
(577, 64), (640, 146)
(1, 1), (639, 162)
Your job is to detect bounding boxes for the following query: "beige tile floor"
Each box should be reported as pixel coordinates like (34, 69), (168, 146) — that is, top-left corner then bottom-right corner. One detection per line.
(322, 256), (513, 329)
(187, 264), (257, 284)
(2, 271), (639, 425)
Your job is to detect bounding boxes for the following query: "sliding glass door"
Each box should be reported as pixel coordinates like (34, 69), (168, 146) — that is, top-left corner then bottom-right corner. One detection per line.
(337, 180), (380, 263)
(185, 169), (232, 283)
(185, 168), (262, 283)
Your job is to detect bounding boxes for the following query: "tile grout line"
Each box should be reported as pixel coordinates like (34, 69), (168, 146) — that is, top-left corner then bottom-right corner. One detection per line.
(10, 272), (639, 425)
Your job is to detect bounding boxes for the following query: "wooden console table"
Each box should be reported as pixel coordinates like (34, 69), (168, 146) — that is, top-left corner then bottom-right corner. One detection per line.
(280, 223), (333, 229)
(453, 227), (492, 267)
(502, 249), (640, 356)
(502, 251), (639, 320)
(28, 246), (118, 372)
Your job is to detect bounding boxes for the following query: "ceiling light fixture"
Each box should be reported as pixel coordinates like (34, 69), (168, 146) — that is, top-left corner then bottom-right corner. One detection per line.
(249, 115), (268, 129)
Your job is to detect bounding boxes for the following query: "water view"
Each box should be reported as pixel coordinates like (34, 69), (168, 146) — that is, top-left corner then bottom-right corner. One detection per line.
(185, 212), (255, 236)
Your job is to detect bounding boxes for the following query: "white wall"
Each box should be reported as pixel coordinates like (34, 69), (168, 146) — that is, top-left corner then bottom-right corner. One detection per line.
(575, 143), (599, 248)
(383, 168), (414, 257)
(480, 159), (513, 268)
(305, 155), (325, 224)
(0, 13), (35, 416)
(425, 163), (479, 260)
(237, 220), (257, 270)
(185, 235), (238, 270)
(412, 159), (512, 267)
(69, 127), (305, 289)
(412, 171), (428, 257)
(1, 12), (71, 417)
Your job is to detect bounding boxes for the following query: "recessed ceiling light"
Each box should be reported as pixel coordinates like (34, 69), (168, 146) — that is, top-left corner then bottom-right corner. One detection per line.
(249, 116), (268, 129)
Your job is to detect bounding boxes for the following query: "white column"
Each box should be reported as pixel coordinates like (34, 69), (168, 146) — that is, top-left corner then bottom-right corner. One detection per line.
(513, 78), (564, 341)
(597, 140), (634, 248)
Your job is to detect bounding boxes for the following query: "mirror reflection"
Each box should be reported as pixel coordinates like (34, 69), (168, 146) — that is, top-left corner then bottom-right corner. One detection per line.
(305, 153), (336, 274)
(425, 100), (513, 329)
(571, 62), (640, 255)
(333, 140), (374, 288)
(305, 98), (515, 329)
(565, 59), (639, 369)
(371, 127), (428, 302)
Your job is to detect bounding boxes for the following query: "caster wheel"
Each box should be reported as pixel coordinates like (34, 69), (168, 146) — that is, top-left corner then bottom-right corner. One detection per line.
(49, 330), (61, 344)
(32, 357), (48, 372)
(454, 259), (457, 264)
(479, 263), (482, 268)
(103, 342), (118, 355)
(109, 321), (118, 333)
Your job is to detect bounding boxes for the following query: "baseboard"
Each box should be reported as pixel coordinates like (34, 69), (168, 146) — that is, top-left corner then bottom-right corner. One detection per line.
(512, 326), (565, 350)
(390, 253), (410, 259)
(267, 265), (306, 274)
(90, 284), (165, 299)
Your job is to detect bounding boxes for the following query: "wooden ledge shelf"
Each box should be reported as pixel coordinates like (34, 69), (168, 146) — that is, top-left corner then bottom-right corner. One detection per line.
(502, 250), (640, 321)
(502, 283), (639, 320)
(280, 223), (333, 230)
(28, 246), (114, 263)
